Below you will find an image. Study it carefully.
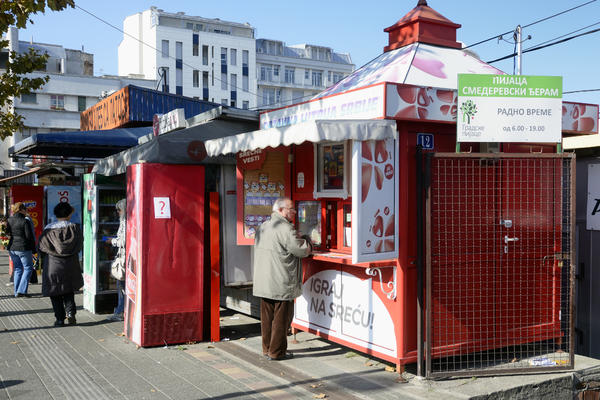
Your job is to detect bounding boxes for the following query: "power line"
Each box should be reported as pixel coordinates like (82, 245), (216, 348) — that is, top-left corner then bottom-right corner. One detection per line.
(564, 88), (600, 94)
(463, 0), (597, 49)
(487, 27), (600, 63)
(524, 20), (600, 50)
(75, 5), (259, 99)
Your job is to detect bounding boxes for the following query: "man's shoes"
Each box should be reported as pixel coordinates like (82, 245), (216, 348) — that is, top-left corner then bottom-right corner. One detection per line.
(66, 315), (77, 325)
(16, 293), (31, 298)
(266, 352), (294, 361)
(54, 319), (65, 327)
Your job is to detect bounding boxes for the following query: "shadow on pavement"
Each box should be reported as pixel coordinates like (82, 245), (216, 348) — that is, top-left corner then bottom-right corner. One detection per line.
(0, 380), (24, 389)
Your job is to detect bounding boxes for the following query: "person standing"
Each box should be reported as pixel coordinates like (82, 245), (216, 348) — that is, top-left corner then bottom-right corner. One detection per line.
(106, 198), (126, 322)
(38, 202), (83, 327)
(6, 202), (36, 297)
(253, 197), (312, 361)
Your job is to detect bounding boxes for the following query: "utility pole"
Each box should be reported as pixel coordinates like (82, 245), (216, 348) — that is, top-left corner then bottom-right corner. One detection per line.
(515, 25), (522, 75)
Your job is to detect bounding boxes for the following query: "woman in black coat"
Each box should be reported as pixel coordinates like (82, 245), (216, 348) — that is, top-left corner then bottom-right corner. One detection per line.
(38, 202), (83, 327)
(6, 202), (36, 297)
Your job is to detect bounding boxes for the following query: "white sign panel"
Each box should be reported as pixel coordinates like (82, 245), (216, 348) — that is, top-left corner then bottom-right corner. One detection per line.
(294, 269), (397, 358)
(587, 164), (600, 230)
(457, 74), (562, 143)
(259, 83), (385, 130)
(158, 108), (186, 135)
(46, 186), (82, 225)
(153, 197), (171, 219)
(351, 138), (399, 264)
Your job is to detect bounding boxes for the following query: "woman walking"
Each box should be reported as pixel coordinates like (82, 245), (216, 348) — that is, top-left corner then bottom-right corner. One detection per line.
(106, 198), (126, 322)
(6, 202), (36, 297)
(38, 202), (83, 326)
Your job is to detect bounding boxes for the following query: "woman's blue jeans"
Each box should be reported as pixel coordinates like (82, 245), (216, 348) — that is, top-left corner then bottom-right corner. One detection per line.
(9, 250), (33, 297)
(115, 279), (125, 315)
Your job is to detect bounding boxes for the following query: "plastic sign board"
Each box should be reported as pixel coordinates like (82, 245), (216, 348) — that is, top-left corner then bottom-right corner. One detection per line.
(157, 108), (186, 135)
(587, 164), (600, 230)
(259, 83), (385, 130)
(417, 133), (434, 149)
(46, 186), (82, 225)
(351, 139), (399, 264)
(457, 74), (562, 143)
(294, 269), (397, 358)
(153, 197), (171, 219)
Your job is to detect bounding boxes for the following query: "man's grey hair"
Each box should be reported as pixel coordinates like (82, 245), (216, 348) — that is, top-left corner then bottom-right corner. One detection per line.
(272, 197), (291, 212)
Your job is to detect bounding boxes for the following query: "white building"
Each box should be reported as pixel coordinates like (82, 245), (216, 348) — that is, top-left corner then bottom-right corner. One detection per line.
(118, 7), (257, 110)
(256, 39), (354, 110)
(0, 27), (156, 172)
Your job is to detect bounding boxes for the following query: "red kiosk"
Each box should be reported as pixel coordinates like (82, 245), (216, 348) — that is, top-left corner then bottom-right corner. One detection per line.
(202, 1), (598, 374)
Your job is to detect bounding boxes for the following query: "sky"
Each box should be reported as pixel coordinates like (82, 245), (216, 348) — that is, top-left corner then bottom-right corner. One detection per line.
(17, 0), (600, 106)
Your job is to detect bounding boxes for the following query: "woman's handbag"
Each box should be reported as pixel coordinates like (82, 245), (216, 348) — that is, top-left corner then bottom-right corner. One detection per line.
(110, 256), (125, 281)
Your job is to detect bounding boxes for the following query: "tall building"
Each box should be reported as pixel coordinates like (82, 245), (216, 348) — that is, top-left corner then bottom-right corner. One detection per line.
(118, 7), (257, 109)
(256, 39), (354, 110)
(0, 27), (156, 172)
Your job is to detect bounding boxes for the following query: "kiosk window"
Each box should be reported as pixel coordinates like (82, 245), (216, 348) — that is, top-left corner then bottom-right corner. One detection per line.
(315, 141), (349, 198)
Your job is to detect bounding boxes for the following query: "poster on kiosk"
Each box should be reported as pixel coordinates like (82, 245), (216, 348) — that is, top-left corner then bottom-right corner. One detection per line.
(125, 163), (205, 347)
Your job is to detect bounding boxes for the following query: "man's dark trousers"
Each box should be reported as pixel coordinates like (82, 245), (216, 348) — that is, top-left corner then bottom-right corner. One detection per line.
(260, 298), (293, 359)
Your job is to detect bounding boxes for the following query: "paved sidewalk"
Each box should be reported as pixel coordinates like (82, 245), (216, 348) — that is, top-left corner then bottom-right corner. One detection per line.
(2, 251), (600, 399)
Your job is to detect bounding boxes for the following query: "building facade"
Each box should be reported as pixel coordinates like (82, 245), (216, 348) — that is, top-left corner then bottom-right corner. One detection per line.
(118, 7), (257, 110)
(118, 7), (354, 111)
(256, 39), (354, 110)
(0, 28), (156, 172)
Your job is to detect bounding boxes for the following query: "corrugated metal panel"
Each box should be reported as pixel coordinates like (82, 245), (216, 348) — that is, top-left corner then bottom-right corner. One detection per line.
(128, 86), (218, 123)
(80, 85), (219, 131)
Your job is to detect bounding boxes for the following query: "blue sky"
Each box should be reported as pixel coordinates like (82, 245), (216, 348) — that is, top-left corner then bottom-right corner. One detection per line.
(19, 0), (600, 106)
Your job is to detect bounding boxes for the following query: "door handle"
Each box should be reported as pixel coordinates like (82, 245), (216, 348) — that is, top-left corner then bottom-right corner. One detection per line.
(504, 235), (519, 243)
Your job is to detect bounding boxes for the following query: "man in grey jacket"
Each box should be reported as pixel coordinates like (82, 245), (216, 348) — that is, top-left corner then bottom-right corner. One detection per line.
(253, 197), (312, 361)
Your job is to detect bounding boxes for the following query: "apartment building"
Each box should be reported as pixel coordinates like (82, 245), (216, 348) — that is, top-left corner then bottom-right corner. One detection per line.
(0, 27), (156, 171)
(118, 7), (257, 109)
(256, 39), (354, 110)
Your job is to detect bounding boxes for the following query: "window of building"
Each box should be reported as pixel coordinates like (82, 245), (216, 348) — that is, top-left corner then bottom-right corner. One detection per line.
(195, 23), (202, 31)
(332, 73), (344, 84)
(50, 95), (65, 110)
(20, 93), (37, 103)
(193, 34), (199, 56)
(284, 67), (295, 84)
(242, 75), (249, 92)
(273, 65), (279, 78)
(305, 70), (309, 80)
(221, 98), (228, 105)
(328, 71), (332, 82)
(242, 50), (249, 77)
(202, 45), (209, 65)
(312, 70), (323, 87)
(230, 48), (237, 66)
(186, 22), (193, 29)
(260, 65), (273, 82)
(221, 47), (227, 65)
(230, 100), (236, 107)
(230, 73), (237, 92)
(202, 71), (209, 101)
(262, 88), (275, 107)
(176, 68), (183, 88)
(242, 100), (249, 110)
(193, 70), (199, 87)
(161, 40), (169, 58)
(221, 72), (227, 90)
(292, 90), (304, 103)
(176, 41), (183, 60)
(78, 96), (86, 112)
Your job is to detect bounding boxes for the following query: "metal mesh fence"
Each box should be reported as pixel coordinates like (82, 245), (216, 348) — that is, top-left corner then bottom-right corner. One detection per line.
(425, 153), (574, 378)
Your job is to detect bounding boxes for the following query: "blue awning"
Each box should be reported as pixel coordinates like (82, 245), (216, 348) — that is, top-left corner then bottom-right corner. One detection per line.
(9, 127), (152, 161)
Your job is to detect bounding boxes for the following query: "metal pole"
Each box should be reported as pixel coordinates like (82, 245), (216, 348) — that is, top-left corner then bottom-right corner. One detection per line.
(516, 25), (522, 75)
(416, 145), (424, 377)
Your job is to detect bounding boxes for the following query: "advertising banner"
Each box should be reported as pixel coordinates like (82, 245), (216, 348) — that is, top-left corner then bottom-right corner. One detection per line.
(351, 139), (399, 264)
(259, 83), (385, 130)
(294, 268), (397, 358)
(10, 185), (44, 239)
(587, 164), (600, 230)
(46, 186), (82, 225)
(457, 74), (562, 143)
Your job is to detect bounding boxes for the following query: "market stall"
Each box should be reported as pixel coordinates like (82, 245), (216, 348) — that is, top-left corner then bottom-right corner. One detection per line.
(200, 1), (599, 373)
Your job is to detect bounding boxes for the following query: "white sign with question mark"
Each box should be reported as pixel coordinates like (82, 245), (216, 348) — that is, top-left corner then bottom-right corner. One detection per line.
(153, 197), (171, 219)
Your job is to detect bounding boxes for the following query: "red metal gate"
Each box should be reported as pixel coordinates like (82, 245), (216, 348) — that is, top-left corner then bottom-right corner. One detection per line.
(425, 153), (574, 378)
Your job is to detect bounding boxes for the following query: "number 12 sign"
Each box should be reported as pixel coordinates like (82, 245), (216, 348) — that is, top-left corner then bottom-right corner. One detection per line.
(417, 133), (434, 150)
(153, 197), (171, 219)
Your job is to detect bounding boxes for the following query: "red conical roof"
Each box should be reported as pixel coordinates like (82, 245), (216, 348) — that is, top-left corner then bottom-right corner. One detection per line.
(384, 0), (461, 52)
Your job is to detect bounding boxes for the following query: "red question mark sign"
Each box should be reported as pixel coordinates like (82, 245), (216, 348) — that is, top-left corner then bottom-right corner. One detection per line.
(159, 201), (166, 214)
